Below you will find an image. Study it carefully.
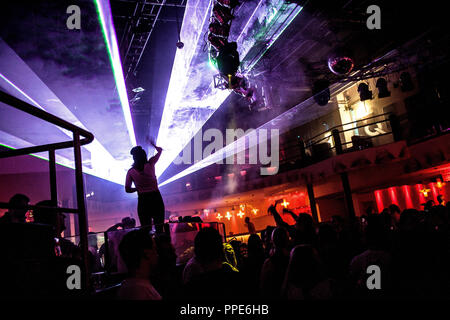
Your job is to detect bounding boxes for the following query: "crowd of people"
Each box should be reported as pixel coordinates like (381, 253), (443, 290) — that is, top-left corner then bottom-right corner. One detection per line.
(115, 196), (450, 300)
(2, 191), (450, 299)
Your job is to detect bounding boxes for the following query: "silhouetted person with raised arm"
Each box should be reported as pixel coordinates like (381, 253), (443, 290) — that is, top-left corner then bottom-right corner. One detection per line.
(268, 201), (316, 247)
(0, 194), (29, 224)
(125, 138), (165, 233)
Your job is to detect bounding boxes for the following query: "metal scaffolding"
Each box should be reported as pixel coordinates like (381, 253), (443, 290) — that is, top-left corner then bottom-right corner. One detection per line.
(110, 0), (186, 80)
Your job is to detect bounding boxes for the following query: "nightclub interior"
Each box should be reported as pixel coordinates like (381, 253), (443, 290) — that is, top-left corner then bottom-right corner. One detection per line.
(0, 0), (449, 303)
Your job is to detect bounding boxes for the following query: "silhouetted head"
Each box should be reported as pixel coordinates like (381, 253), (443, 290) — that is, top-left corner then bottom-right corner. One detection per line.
(194, 227), (224, 265)
(247, 234), (264, 258)
(119, 229), (158, 274)
(423, 200), (435, 211)
(437, 195), (444, 205)
(295, 213), (314, 231)
(8, 193), (29, 222)
(271, 227), (289, 249)
(33, 200), (66, 236)
(130, 146), (147, 171)
(122, 217), (136, 229)
(284, 244), (323, 290)
(389, 204), (400, 215)
(244, 217), (250, 223)
(399, 209), (421, 230)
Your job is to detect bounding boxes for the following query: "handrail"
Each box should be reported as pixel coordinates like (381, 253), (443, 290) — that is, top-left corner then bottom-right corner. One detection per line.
(0, 89), (93, 294)
(305, 112), (392, 147)
(0, 90), (93, 158)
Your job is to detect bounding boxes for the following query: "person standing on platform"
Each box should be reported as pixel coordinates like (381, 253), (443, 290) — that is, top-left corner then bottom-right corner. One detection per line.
(245, 217), (256, 234)
(125, 138), (165, 233)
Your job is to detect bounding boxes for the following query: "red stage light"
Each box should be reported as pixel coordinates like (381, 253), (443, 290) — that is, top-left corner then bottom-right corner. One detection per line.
(208, 22), (230, 37)
(403, 185), (414, 209)
(375, 190), (384, 213)
(213, 4), (234, 24)
(208, 33), (227, 51)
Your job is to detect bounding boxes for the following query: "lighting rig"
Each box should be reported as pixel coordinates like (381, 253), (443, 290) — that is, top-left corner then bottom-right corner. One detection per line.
(207, 0), (255, 104)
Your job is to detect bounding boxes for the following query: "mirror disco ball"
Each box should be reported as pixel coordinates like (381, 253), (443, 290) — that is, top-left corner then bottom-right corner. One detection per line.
(327, 56), (354, 75)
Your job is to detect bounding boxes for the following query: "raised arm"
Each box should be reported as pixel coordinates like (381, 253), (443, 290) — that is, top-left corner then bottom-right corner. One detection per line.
(147, 137), (163, 164)
(268, 201), (289, 229)
(283, 208), (298, 221)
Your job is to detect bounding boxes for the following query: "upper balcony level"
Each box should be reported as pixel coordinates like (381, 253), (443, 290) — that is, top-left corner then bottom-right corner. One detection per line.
(159, 67), (450, 202)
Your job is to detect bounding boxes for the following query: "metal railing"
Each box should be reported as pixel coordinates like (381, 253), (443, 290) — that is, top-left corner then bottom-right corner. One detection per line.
(0, 90), (94, 292)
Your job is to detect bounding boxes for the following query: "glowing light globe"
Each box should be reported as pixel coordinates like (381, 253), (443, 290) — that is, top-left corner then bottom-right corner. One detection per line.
(327, 56), (354, 75)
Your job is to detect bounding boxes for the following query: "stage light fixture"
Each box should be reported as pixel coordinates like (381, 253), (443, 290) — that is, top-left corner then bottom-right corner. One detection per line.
(376, 78), (391, 98)
(312, 79), (330, 106)
(213, 4), (234, 24)
(208, 33), (227, 51)
(209, 22), (230, 37)
(132, 87), (145, 93)
(216, 42), (240, 76)
(358, 83), (373, 101)
(400, 72), (414, 92)
(217, 0), (240, 9)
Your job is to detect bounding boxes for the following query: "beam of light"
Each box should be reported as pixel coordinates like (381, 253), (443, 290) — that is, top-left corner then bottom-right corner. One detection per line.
(158, 81), (355, 187)
(375, 190), (384, 213)
(156, 0), (303, 178)
(94, 0), (137, 146)
(0, 142), (73, 170)
(403, 185), (414, 209)
(158, 46), (401, 187)
(235, 0), (264, 43)
(155, 0), (213, 178)
(0, 73), (128, 185)
(389, 187), (399, 206)
(242, 4), (303, 73)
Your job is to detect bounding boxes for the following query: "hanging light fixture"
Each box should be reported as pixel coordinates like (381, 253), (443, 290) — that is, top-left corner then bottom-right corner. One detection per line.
(358, 83), (373, 101)
(376, 78), (391, 98)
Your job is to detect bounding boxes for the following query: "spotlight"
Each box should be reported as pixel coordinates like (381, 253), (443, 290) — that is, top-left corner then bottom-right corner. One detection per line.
(176, 41), (184, 49)
(209, 22), (230, 37)
(208, 33), (227, 51)
(400, 72), (414, 92)
(312, 79), (330, 106)
(132, 87), (145, 93)
(216, 42), (240, 76)
(358, 83), (372, 101)
(213, 4), (234, 24)
(376, 78), (390, 98)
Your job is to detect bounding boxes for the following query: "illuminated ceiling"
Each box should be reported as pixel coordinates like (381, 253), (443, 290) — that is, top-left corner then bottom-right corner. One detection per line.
(1, 0), (440, 187)
(155, 0), (303, 178)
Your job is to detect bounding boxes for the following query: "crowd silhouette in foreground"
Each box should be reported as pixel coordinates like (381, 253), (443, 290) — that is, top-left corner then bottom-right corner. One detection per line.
(2, 193), (450, 300)
(116, 197), (450, 300)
